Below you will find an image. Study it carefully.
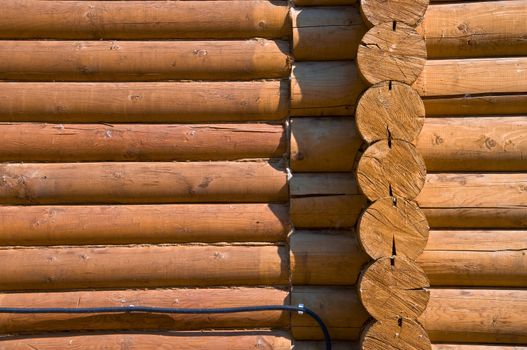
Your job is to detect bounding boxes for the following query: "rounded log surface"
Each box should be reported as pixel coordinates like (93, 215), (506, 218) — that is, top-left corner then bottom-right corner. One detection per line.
(360, 0), (429, 27)
(358, 257), (430, 320)
(357, 140), (426, 201)
(356, 81), (425, 143)
(357, 22), (426, 85)
(361, 318), (431, 350)
(358, 197), (429, 260)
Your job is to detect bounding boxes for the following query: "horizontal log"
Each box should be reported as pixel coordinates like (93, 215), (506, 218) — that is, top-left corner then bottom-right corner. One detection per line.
(0, 123), (286, 162)
(0, 204), (289, 246)
(291, 286), (369, 341)
(418, 117), (527, 171)
(0, 81), (289, 123)
(0, 40), (291, 81)
(290, 230), (368, 285)
(414, 58), (527, 97)
(424, 208), (527, 229)
(417, 173), (527, 208)
(0, 161), (287, 205)
(0, 288), (289, 333)
(293, 341), (360, 350)
(419, 230), (527, 287)
(290, 62), (366, 116)
(0, 331), (292, 350)
(290, 173), (367, 228)
(424, 94), (527, 117)
(0, 245), (288, 290)
(0, 0), (290, 39)
(292, 6), (366, 61)
(433, 346), (527, 350)
(418, 0), (527, 58)
(294, 0), (356, 6)
(420, 288), (527, 344)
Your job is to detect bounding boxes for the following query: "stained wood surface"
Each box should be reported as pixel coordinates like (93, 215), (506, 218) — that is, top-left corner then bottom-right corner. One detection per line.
(294, 0), (356, 6)
(358, 257), (430, 320)
(290, 173), (366, 228)
(0, 40), (291, 81)
(0, 0), (290, 39)
(0, 81), (289, 123)
(0, 204), (289, 246)
(0, 161), (287, 205)
(418, 117), (527, 171)
(418, 173), (527, 208)
(0, 245), (288, 290)
(419, 230), (527, 287)
(0, 331), (292, 350)
(358, 197), (429, 260)
(418, 0), (527, 58)
(360, 318), (431, 350)
(0, 288), (289, 332)
(0, 123), (286, 162)
(292, 6), (366, 61)
(433, 346), (527, 350)
(290, 118), (362, 172)
(424, 207), (527, 229)
(357, 140), (427, 201)
(414, 58), (527, 97)
(420, 288), (527, 344)
(360, 0), (429, 27)
(290, 61), (366, 116)
(356, 81), (425, 144)
(423, 94), (527, 117)
(357, 22), (427, 85)
(290, 230), (369, 285)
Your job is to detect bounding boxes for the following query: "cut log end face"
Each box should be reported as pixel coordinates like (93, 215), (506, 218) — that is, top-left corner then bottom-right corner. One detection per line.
(360, 0), (430, 28)
(358, 257), (430, 320)
(357, 22), (427, 85)
(358, 197), (429, 260)
(356, 140), (426, 201)
(361, 318), (432, 350)
(356, 81), (425, 144)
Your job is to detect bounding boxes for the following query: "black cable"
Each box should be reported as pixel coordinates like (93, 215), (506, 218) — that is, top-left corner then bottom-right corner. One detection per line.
(0, 304), (332, 350)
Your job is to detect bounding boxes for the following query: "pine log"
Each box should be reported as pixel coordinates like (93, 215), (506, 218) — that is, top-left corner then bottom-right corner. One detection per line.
(0, 123), (286, 162)
(357, 140), (427, 201)
(293, 342), (360, 350)
(418, 117), (527, 171)
(418, 230), (527, 287)
(357, 22), (427, 85)
(356, 81), (425, 144)
(358, 197), (429, 260)
(433, 346), (527, 350)
(291, 286), (369, 341)
(290, 230), (369, 285)
(0, 204), (289, 246)
(0, 161), (287, 205)
(0, 81), (289, 123)
(0, 331), (292, 350)
(423, 94), (527, 117)
(414, 58), (527, 97)
(360, 0), (429, 27)
(423, 208), (527, 229)
(358, 257), (430, 320)
(291, 6), (366, 61)
(290, 62), (366, 116)
(420, 288), (527, 344)
(0, 40), (291, 81)
(0, 245), (288, 290)
(294, 0), (356, 6)
(290, 173), (367, 228)
(290, 118), (362, 172)
(360, 318), (431, 350)
(418, 0), (527, 58)
(0, 0), (290, 39)
(417, 173), (527, 208)
(0, 288), (289, 333)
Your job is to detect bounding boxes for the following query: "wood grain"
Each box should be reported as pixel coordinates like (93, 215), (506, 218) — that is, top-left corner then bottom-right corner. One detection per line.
(360, 0), (429, 27)
(424, 207), (527, 229)
(423, 94), (527, 117)
(361, 318), (431, 350)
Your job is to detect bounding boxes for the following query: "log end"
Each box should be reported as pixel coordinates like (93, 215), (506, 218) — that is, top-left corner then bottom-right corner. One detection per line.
(361, 318), (431, 350)
(359, 0), (429, 27)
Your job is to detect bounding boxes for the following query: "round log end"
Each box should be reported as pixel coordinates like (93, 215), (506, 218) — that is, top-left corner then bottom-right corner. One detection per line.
(357, 22), (426, 85)
(360, 0), (430, 27)
(361, 318), (431, 350)
(358, 197), (429, 260)
(358, 256), (430, 320)
(356, 139), (426, 201)
(356, 81), (425, 144)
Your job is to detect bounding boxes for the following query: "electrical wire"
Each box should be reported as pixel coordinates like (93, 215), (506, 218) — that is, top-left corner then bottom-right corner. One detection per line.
(0, 304), (332, 350)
